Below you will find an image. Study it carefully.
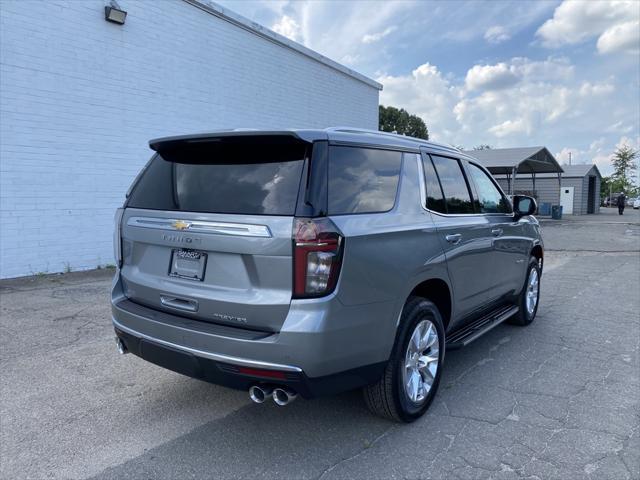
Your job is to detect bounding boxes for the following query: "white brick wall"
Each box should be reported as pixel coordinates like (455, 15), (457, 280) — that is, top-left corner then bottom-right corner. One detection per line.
(0, 0), (380, 278)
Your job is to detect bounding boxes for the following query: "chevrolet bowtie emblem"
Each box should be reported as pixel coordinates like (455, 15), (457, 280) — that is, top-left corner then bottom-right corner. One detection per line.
(172, 220), (191, 231)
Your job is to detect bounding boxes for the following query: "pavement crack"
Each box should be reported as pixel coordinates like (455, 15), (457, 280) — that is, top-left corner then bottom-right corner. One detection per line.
(52, 305), (93, 322)
(316, 425), (396, 480)
(426, 420), (468, 472)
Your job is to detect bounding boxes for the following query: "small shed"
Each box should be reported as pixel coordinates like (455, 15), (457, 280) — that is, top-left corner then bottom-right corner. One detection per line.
(534, 164), (602, 215)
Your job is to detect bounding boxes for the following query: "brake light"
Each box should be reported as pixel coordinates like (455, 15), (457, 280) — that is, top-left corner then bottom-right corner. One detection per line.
(293, 218), (344, 298)
(113, 208), (124, 268)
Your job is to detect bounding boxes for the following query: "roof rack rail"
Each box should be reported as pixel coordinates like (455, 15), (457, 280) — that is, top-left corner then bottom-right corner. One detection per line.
(326, 127), (405, 139)
(326, 127), (458, 151)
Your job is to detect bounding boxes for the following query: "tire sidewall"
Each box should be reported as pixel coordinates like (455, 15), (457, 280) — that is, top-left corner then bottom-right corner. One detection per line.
(392, 300), (445, 422)
(521, 259), (541, 324)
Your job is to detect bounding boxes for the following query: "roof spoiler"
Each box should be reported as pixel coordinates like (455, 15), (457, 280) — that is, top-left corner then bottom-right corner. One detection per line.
(149, 131), (314, 165)
(149, 130), (320, 152)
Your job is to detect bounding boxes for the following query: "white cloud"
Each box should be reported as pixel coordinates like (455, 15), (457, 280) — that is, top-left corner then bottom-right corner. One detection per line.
(465, 57), (575, 92)
(378, 63), (460, 141)
(489, 119), (528, 137)
(272, 15), (302, 42)
(509, 56), (575, 81)
(465, 63), (519, 91)
(219, 0), (638, 179)
(597, 20), (640, 54)
(292, 1), (414, 70)
(484, 25), (511, 44)
(362, 26), (397, 44)
(340, 54), (361, 66)
(578, 81), (615, 96)
(605, 121), (635, 134)
(536, 0), (639, 54)
(556, 139), (605, 167)
(380, 56), (623, 151)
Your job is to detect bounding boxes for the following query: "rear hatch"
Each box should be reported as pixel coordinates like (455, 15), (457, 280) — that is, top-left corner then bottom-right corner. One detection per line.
(119, 134), (311, 332)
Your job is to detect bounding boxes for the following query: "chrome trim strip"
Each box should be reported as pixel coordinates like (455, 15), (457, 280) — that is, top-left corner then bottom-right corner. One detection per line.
(112, 317), (303, 373)
(127, 216), (272, 238)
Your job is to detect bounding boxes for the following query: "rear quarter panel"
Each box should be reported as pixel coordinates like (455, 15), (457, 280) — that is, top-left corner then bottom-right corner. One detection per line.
(330, 153), (451, 359)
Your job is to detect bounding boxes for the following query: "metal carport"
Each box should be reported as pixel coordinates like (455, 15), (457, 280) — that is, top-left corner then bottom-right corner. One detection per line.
(463, 146), (564, 196)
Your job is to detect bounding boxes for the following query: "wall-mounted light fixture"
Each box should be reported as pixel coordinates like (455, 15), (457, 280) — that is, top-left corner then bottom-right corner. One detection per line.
(104, 1), (127, 25)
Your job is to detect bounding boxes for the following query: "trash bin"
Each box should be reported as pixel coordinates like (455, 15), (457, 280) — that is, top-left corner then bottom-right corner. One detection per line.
(551, 205), (563, 220)
(538, 202), (551, 216)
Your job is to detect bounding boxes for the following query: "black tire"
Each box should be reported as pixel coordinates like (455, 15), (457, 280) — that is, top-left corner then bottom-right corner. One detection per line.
(508, 257), (541, 326)
(363, 297), (445, 423)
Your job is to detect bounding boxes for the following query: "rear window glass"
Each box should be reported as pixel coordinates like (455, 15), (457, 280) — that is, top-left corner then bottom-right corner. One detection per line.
(429, 155), (474, 214)
(127, 154), (304, 216)
(328, 146), (402, 214)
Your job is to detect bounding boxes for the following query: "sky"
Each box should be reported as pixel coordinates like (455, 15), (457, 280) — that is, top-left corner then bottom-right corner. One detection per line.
(217, 0), (640, 177)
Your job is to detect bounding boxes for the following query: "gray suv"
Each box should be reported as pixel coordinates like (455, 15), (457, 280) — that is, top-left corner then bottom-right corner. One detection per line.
(112, 128), (543, 422)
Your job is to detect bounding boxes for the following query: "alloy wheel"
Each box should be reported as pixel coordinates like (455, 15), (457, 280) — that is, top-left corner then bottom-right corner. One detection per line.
(403, 319), (439, 403)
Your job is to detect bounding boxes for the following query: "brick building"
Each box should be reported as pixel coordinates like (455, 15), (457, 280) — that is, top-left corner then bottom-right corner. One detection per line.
(0, 0), (381, 278)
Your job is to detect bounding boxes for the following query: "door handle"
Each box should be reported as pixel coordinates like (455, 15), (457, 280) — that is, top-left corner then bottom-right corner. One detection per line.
(491, 228), (503, 236)
(445, 233), (462, 244)
(160, 295), (198, 312)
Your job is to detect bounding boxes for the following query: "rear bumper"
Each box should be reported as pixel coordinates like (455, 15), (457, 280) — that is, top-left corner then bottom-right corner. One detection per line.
(114, 322), (384, 398)
(111, 275), (395, 397)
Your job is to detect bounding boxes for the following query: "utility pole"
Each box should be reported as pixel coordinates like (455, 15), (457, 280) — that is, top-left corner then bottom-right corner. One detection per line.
(568, 152), (572, 165)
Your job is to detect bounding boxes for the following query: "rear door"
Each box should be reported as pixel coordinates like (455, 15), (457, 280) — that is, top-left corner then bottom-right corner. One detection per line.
(119, 135), (310, 332)
(420, 152), (501, 320)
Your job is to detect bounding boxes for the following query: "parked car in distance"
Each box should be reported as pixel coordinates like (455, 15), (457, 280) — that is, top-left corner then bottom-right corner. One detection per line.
(605, 193), (626, 207)
(626, 196), (637, 207)
(633, 198), (640, 209)
(111, 128), (543, 422)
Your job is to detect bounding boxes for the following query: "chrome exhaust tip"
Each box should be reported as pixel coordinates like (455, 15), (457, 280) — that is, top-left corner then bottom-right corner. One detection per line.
(115, 337), (128, 355)
(249, 385), (273, 404)
(273, 387), (297, 406)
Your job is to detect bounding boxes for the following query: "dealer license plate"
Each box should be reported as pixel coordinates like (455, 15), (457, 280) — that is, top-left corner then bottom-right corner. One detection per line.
(169, 249), (207, 281)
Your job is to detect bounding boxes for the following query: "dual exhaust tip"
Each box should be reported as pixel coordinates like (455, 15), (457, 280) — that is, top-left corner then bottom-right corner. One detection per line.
(116, 338), (296, 406)
(115, 337), (128, 355)
(249, 385), (297, 406)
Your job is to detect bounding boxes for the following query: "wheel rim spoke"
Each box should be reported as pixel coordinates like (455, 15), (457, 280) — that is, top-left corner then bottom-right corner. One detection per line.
(411, 324), (422, 352)
(419, 323), (432, 350)
(403, 319), (440, 404)
(526, 269), (539, 314)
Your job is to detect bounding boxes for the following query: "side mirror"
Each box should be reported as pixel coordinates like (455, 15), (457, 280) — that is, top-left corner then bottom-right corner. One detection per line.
(513, 195), (537, 218)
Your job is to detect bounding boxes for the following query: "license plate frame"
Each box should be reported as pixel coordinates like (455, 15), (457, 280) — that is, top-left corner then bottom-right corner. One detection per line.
(169, 249), (207, 281)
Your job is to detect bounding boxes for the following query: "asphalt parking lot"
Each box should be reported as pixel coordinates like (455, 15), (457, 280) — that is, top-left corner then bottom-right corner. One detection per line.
(1, 208), (639, 480)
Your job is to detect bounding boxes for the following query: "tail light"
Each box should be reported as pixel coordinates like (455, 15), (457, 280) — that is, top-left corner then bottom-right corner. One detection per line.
(293, 218), (344, 298)
(113, 208), (124, 268)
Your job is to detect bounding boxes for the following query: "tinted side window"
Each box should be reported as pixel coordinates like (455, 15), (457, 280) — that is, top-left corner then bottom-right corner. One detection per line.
(466, 163), (512, 213)
(421, 154), (447, 213)
(328, 147), (402, 214)
(430, 155), (474, 214)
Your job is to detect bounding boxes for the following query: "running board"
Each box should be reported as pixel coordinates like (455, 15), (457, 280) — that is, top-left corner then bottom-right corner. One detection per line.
(446, 305), (518, 349)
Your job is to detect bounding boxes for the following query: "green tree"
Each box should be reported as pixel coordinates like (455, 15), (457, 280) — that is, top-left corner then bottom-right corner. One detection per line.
(600, 175), (623, 199)
(379, 105), (429, 140)
(611, 144), (638, 193)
